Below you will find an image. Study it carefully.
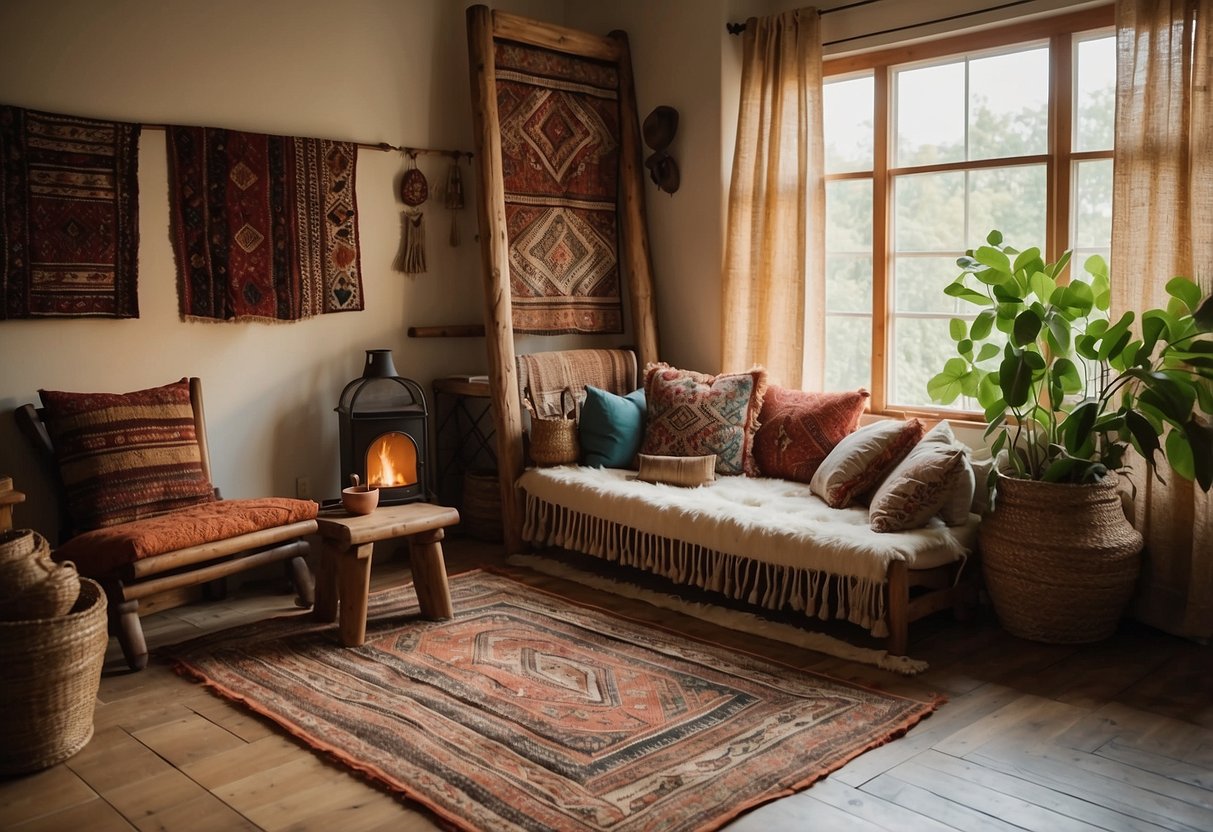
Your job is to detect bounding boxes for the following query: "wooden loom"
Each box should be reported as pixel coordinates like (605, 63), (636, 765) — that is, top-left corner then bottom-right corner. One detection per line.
(465, 5), (660, 551)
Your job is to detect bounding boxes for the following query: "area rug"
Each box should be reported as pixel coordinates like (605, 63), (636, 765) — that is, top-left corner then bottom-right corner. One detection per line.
(0, 105), (140, 319)
(167, 125), (362, 322)
(167, 571), (940, 831)
(494, 40), (624, 334)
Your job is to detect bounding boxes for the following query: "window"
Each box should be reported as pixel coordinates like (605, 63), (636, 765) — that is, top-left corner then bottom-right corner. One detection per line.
(822, 7), (1115, 414)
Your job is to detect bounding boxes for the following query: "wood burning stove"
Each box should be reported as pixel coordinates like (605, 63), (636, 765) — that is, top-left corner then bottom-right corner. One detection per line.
(337, 350), (430, 505)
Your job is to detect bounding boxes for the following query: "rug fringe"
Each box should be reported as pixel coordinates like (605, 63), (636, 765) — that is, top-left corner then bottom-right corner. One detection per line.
(505, 553), (928, 675)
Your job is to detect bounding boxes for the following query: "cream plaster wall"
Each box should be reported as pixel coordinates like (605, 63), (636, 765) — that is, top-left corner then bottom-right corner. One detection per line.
(0, 0), (564, 537)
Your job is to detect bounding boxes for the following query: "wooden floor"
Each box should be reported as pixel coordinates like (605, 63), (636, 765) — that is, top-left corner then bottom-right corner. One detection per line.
(2, 536), (1211, 831)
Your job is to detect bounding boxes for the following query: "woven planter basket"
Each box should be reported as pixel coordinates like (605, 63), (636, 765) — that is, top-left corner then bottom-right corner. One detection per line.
(979, 473), (1143, 644)
(0, 578), (109, 775)
(462, 469), (503, 542)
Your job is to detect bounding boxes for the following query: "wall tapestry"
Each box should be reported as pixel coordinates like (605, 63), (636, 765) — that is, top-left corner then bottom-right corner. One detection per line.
(167, 126), (362, 322)
(495, 40), (624, 334)
(0, 105), (141, 319)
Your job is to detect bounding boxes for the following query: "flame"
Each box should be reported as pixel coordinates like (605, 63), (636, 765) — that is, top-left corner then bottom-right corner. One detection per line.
(377, 440), (405, 486)
(367, 433), (416, 488)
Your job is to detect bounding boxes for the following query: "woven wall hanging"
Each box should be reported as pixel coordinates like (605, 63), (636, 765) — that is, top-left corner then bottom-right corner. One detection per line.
(393, 152), (428, 274)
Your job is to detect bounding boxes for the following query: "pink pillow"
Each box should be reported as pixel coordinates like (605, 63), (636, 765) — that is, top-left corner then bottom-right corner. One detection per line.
(809, 419), (925, 508)
(752, 387), (869, 482)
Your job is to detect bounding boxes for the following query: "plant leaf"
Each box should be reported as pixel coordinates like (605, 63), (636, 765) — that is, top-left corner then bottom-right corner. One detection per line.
(1166, 276), (1201, 313)
(1056, 281), (1094, 317)
(945, 281), (993, 306)
(1046, 313), (1071, 354)
(949, 318), (967, 341)
(975, 245), (1012, 274)
(1185, 418), (1213, 490)
(1141, 309), (1174, 355)
(999, 351), (1035, 407)
(1013, 310), (1043, 347)
(928, 357), (970, 404)
(1125, 409), (1162, 467)
(1165, 428), (1195, 481)
(1062, 400), (1099, 453)
(1028, 269), (1054, 304)
(976, 342), (1001, 363)
(970, 309), (995, 339)
(1194, 293), (1213, 331)
(986, 229), (1004, 246)
(1046, 249), (1073, 278)
(1053, 357), (1084, 393)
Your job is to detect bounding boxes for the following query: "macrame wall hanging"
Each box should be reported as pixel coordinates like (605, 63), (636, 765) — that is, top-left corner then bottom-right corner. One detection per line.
(445, 156), (464, 247)
(394, 151), (428, 274)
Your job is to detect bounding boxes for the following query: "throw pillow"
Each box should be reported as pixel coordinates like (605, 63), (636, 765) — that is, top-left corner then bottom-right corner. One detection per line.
(919, 421), (976, 526)
(579, 386), (646, 469)
(39, 379), (216, 531)
(752, 387), (869, 482)
(809, 418), (925, 508)
(636, 454), (717, 487)
(640, 364), (766, 476)
(868, 442), (968, 533)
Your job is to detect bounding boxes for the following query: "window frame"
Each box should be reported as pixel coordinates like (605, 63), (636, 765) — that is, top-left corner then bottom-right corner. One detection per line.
(822, 4), (1115, 420)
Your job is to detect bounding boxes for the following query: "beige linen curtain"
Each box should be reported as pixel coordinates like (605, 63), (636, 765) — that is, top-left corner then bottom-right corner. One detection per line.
(721, 9), (825, 389)
(1112, 0), (1212, 638)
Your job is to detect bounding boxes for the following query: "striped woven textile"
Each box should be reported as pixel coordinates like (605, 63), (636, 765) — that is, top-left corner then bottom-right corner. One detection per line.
(517, 348), (637, 418)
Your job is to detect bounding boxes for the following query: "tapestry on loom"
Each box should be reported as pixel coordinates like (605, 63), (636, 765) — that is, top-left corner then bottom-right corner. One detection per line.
(0, 105), (140, 319)
(494, 40), (624, 335)
(167, 126), (363, 322)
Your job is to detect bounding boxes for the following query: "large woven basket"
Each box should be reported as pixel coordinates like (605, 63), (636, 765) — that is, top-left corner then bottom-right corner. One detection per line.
(462, 469), (503, 542)
(0, 578), (109, 775)
(979, 473), (1142, 643)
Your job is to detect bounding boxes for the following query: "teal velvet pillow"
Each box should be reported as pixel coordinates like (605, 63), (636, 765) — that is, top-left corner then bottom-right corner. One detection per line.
(579, 386), (647, 468)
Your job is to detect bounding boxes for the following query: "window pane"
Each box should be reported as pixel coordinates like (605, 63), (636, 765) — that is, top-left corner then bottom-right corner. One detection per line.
(827, 255), (872, 314)
(895, 171), (964, 251)
(967, 165), (1047, 249)
(895, 61), (965, 166)
(1073, 158), (1112, 248)
(968, 47), (1048, 159)
(891, 317), (957, 408)
(825, 75), (874, 174)
(1075, 35), (1115, 151)
(824, 315), (871, 392)
(826, 179), (873, 251)
(894, 256), (967, 315)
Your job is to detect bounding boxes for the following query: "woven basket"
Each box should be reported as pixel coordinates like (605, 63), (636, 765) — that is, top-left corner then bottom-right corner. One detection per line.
(462, 469), (503, 542)
(525, 386), (580, 466)
(0, 527), (40, 564)
(0, 529), (53, 600)
(979, 473), (1143, 643)
(0, 559), (81, 621)
(0, 578), (109, 775)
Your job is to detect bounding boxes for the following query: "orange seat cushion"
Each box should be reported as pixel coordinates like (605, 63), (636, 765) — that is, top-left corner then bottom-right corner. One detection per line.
(53, 498), (318, 577)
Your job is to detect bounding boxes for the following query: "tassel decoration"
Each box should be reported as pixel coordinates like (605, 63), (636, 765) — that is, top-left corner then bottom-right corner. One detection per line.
(394, 211), (426, 274)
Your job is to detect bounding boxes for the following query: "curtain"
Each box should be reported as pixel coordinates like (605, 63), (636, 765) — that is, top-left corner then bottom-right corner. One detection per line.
(1112, 0), (1213, 639)
(721, 9), (825, 388)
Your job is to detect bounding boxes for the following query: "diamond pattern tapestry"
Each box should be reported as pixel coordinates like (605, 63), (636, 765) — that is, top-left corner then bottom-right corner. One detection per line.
(0, 105), (141, 319)
(167, 126), (363, 322)
(495, 40), (624, 334)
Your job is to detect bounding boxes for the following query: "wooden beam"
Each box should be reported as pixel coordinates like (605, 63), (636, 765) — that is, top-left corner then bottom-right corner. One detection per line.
(468, 4), (526, 553)
(407, 324), (486, 338)
(609, 29), (660, 370)
(490, 9), (622, 62)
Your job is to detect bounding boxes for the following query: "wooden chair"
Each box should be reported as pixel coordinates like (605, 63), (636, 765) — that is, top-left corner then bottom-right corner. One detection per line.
(16, 378), (317, 670)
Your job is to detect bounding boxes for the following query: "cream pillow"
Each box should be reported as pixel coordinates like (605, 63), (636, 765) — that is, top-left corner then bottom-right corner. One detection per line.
(636, 454), (717, 487)
(869, 441), (968, 533)
(920, 421), (975, 526)
(809, 419), (924, 508)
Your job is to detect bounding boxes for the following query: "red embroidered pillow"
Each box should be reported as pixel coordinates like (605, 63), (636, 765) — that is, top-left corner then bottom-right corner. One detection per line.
(640, 364), (766, 476)
(752, 387), (869, 482)
(809, 419), (925, 508)
(39, 379), (216, 531)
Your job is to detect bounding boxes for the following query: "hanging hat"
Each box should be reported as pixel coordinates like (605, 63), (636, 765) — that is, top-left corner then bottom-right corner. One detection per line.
(645, 151), (680, 195)
(642, 105), (679, 152)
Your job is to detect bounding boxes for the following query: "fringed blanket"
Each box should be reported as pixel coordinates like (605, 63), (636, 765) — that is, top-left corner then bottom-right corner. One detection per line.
(517, 348), (637, 417)
(494, 41), (624, 334)
(0, 105), (140, 319)
(518, 467), (977, 637)
(167, 126), (363, 322)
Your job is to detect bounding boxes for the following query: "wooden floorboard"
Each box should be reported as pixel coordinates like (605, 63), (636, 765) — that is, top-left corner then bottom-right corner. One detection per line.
(1, 537), (1211, 831)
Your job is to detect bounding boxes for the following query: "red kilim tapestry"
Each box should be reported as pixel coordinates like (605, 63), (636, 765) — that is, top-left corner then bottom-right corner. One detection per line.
(167, 126), (362, 322)
(495, 41), (624, 334)
(167, 571), (939, 831)
(0, 105), (140, 319)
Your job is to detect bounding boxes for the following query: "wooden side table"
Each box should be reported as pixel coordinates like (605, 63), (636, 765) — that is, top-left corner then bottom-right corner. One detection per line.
(313, 503), (460, 647)
(0, 477), (25, 532)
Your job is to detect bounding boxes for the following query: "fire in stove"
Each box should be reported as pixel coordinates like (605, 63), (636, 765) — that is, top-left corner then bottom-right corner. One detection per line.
(366, 432), (418, 488)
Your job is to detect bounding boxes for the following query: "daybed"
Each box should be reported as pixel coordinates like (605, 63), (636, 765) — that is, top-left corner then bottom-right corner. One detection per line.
(512, 353), (981, 656)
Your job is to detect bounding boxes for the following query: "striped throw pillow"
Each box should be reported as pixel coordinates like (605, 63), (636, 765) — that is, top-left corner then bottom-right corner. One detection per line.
(39, 379), (216, 531)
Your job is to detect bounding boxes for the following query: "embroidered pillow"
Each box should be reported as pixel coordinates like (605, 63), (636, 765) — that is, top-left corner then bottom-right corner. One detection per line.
(868, 442), (968, 532)
(752, 387), (869, 482)
(39, 379), (216, 531)
(919, 421), (975, 526)
(809, 419), (924, 508)
(640, 364), (766, 476)
(579, 386), (646, 469)
(636, 454), (717, 487)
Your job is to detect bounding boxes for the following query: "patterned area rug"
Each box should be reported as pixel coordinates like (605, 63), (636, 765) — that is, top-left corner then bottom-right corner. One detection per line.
(0, 105), (140, 319)
(495, 41), (624, 334)
(167, 571), (939, 831)
(167, 126), (362, 321)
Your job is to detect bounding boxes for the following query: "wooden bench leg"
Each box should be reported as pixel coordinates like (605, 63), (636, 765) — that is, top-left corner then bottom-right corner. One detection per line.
(313, 540), (340, 623)
(408, 528), (453, 620)
(114, 597), (148, 671)
(338, 542), (375, 647)
(886, 560), (909, 657)
(289, 554), (315, 608)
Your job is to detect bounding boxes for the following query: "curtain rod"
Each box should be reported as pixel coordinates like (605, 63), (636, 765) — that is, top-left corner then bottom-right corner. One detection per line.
(726, 0), (1035, 43)
(140, 124), (472, 160)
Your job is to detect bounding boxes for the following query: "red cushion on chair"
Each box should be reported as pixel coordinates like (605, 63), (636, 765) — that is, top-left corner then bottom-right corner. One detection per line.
(53, 498), (319, 577)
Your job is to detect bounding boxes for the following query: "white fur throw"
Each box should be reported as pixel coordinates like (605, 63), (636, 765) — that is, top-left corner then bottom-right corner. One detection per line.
(518, 466), (977, 637)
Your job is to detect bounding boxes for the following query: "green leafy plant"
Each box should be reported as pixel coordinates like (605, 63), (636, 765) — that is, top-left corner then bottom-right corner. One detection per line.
(928, 230), (1213, 489)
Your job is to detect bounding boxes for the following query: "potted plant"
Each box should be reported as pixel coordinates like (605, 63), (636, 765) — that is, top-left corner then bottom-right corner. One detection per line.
(929, 230), (1213, 642)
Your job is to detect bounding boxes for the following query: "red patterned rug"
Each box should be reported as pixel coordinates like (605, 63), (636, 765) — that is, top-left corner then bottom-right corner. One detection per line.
(167, 126), (362, 322)
(167, 571), (939, 831)
(495, 41), (624, 335)
(0, 105), (140, 319)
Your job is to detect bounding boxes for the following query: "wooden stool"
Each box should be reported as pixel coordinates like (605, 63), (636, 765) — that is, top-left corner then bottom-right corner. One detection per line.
(313, 503), (460, 647)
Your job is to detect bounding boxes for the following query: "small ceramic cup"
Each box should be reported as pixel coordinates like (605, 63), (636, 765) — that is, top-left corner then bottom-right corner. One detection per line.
(341, 485), (379, 515)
